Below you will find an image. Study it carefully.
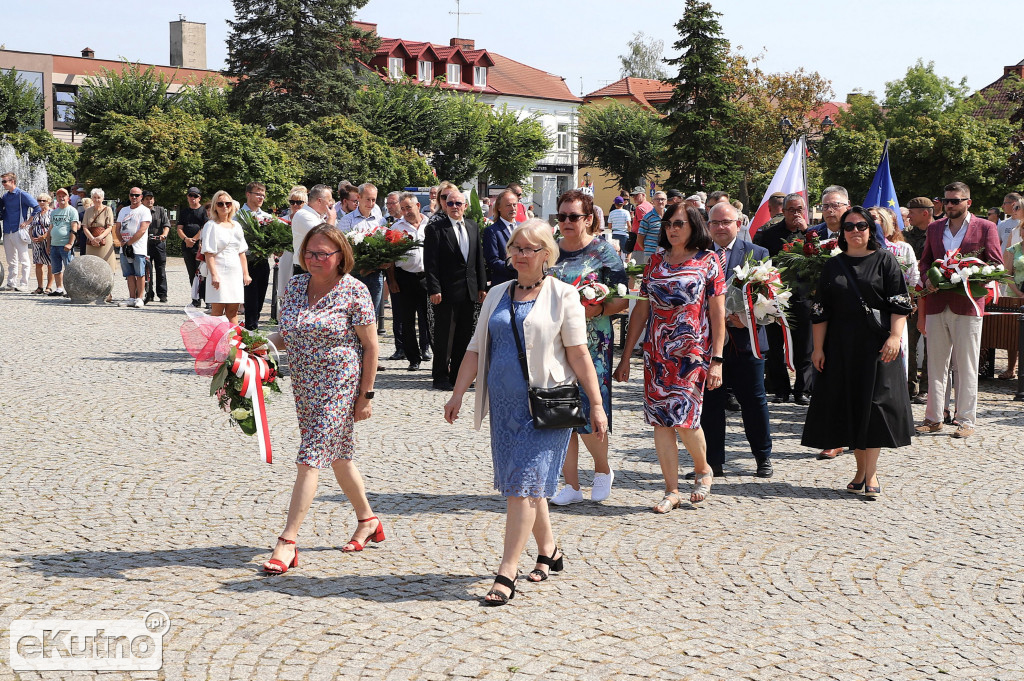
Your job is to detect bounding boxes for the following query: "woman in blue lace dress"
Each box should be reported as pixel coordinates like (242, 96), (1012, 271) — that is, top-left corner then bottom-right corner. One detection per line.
(444, 219), (607, 606)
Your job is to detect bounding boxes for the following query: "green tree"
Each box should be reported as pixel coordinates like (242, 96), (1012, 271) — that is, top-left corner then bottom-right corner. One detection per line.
(203, 117), (300, 206)
(1001, 84), (1024, 187)
(618, 32), (668, 80)
(77, 110), (206, 206)
(0, 68), (43, 132)
(350, 77), (449, 154)
(429, 93), (491, 184)
(276, 115), (427, 192)
(225, 0), (378, 126)
(815, 126), (886, 199)
(578, 100), (665, 191)
(661, 0), (739, 192)
(883, 59), (972, 131)
(478, 106), (550, 189)
(176, 77), (232, 119)
(71, 63), (180, 136)
(1, 130), (79, 189)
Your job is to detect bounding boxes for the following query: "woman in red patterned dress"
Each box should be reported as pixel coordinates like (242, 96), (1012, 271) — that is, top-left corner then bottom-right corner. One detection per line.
(614, 204), (726, 512)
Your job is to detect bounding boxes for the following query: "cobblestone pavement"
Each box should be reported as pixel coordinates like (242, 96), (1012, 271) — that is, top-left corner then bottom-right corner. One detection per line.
(1, 261), (1023, 681)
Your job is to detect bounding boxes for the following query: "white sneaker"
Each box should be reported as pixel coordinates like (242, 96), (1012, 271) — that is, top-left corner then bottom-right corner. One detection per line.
(134, 298), (145, 308)
(550, 485), (584, 506)
(591, 470), (615, 502)
(118, 299), (134, 307)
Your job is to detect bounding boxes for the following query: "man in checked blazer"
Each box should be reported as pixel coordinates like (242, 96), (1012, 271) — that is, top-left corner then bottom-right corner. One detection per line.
(423, 186), (487, 390)
(915, 181), (1003, 439)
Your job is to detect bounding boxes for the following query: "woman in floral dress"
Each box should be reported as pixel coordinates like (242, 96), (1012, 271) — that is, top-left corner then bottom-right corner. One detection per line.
(262, 224), (383, 575)
(549, 190), (629, 506)
(614, 204), (726, 511)
(28, 194), (53, 294)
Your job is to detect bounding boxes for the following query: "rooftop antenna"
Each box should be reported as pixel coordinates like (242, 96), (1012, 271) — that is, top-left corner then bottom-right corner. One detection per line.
(449, 0), (480, 39)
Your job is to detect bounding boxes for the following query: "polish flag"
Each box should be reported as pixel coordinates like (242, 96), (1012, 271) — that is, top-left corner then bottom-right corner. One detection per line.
(748, 137), (807, 237)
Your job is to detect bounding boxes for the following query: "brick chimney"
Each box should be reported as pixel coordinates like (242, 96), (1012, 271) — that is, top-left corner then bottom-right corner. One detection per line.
(81, 47), (95, 59)
(1003, 64), (1024, 78)
(450, 38), (475, 51)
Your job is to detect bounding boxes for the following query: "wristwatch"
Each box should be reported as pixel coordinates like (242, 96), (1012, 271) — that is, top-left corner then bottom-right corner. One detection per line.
(363, 391), (375, 400)
(710, 356), (724, 364)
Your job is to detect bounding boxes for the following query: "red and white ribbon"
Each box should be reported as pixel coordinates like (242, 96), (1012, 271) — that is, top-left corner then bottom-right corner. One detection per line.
(937, 250), (988, 316)
(741, 281), (794, 371)
(229, 328), (273, 464)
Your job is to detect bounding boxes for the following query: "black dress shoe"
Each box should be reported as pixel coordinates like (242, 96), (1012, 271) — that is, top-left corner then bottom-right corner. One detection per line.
(684, 467), (724, 479)
(725, 394), (741, 411)
(388, 350), (406, 361)
(794, 393), (809, 405)
(407, 362), (421, 371)
(771, 394), (790, 404)
(755, 459), (774, 478)
(422, 350), (433, 361)
(432, 380), (454, 391)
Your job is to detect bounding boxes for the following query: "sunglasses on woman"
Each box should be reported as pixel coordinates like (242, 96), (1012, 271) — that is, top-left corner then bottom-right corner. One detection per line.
(556, 213), (588, 223)
(842, 221), (871, 232)
(216, 201), (232, 208)
(289, 199), (304, 205)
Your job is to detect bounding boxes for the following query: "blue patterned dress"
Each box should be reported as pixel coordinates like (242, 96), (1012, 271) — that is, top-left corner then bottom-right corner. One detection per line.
(553, 238), (628, 433)
(641, 250), (724, 428)
(279, 273), (376, 468)
(487, 295), (572, 498)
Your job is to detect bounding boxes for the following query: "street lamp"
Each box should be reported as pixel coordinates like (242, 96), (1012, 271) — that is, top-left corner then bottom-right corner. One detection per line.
(779, 116), (795, 145)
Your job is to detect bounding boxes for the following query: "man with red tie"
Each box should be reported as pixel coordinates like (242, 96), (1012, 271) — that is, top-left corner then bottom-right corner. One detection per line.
(915, 182), (1003, 439)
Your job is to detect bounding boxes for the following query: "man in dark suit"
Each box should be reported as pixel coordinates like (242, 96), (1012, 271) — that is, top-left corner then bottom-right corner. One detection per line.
(754, 193), (814, 404)
(915, 181), (1003, 439)
(423, 187), (488, 390)
(807, 185), (850, 242)
(701, 202), (774, 478)
(482, 189), (518, 287)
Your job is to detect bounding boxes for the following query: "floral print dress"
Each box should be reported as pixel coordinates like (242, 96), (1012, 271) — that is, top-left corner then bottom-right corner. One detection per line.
(279, 273), (376, 468)
(640, 250), (724, 429)
(553, 238), (628, 433)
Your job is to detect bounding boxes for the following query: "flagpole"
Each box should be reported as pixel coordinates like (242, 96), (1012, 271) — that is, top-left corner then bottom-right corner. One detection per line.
(800, 135), (808, 208)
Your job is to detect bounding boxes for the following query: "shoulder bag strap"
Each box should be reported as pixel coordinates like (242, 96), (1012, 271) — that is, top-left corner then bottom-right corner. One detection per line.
(834, 254), (868, 308)
(506, 285), (532, 386)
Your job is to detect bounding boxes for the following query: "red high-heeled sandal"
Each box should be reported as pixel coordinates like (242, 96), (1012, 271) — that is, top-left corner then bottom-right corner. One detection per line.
(262, 536), (298, 574)
(342, 516), (385, 552)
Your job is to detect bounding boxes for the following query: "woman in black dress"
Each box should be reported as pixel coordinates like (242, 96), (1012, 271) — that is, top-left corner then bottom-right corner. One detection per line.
(801, 207), (913, 499)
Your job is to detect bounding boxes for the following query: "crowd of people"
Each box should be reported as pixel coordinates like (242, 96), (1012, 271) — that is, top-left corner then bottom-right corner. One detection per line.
(3, 169), (1018, 606)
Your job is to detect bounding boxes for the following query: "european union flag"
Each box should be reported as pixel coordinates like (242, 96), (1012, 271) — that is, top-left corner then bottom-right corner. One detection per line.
(864, 140), (905, 231)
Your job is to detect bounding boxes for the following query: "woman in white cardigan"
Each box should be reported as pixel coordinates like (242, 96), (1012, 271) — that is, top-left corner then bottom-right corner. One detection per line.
(444, 219), (607, 606)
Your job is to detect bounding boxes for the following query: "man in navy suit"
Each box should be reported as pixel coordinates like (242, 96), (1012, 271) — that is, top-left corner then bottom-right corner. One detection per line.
(701, 202), (774, 477)
(808, 185), (850, 242)
(481, 189), (518, 287)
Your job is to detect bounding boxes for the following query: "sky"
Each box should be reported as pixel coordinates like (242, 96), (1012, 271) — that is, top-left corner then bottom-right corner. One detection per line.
(4, 0), (1020, 104)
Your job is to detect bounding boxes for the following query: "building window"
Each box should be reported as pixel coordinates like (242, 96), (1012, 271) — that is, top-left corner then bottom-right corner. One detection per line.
(418, 60), (433, 82)
(54, 84), (77, 125)
(474, 66), (487, 88)
(556, 123), (569, 151)
(447, 64), (461, 85)
(388, 57), (405, 80)
(2, 69), (44, 130)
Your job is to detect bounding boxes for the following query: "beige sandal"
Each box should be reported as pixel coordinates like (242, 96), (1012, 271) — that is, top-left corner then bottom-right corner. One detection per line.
(690, 469), (713, 505)
(653, 492), (682, 514)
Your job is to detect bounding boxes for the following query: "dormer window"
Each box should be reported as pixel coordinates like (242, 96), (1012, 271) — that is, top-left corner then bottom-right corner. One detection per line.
(474, 66), (487, 87)
(418, 60), (433, 82)
(447, 63), (461, 85)
(388, 57), (405, 79)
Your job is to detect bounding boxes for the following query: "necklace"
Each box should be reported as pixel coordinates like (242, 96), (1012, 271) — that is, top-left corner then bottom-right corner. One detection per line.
(308, 278), (339, 306)
(516, 276), (545, 290)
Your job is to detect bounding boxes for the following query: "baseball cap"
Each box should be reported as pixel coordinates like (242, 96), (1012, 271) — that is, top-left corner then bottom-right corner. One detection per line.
(769, 191), (787, 200)
(613, 196), (624, 205)
(666, 189), (683, 199)
(907, 197), (934, 209)
(54, 187), (69, 197)
(187, 186), (201, 196)
(142, 190), (155, 198)
(685, 194), (701, 202)
(631, 186), (645, 195)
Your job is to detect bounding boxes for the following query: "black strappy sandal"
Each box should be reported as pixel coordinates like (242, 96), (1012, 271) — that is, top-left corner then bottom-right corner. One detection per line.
(528, 549), (564, 582)
(482, 572), (518, 606)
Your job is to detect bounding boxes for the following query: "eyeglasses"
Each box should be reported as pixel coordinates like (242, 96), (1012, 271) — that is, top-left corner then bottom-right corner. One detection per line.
(940, 197), (968, 205)
(187, 193), (201, 198)
(707, 219), (736, 228)
(129, 193), (142, 198)
(556, 213), (589, 223)
(0, 179), (12, 185)
(247, 192), (266, 199)
(514, 193), (522, 199)
(305, 249), (341, 261)
(842, 221), (871, 232)
(289, 199), (304, 205)
(822, 202), (849, 211)
(783, 207), (805, 213)
(216, 201), (232, 208)
(665, 220), (688, 229)
(509, 245), (544, 256)
(446, 200), (465, 207)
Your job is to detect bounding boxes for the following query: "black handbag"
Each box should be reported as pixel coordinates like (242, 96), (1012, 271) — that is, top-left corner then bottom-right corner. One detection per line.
(506, 286), (588, 430)
(835, 255), (890, 341)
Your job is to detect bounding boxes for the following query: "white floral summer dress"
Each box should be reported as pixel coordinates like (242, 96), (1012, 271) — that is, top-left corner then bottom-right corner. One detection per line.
(280, 273), (376, 468)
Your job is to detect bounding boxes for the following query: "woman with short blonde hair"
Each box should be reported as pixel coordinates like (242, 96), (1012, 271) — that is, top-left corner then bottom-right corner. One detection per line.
(83, 188), (116, 300)
(200, 190), (249, 324)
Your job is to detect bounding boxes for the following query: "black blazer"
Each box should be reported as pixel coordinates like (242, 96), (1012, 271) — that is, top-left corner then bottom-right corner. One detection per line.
(424, 215), (487, 303)
(712, 239), (770, 355)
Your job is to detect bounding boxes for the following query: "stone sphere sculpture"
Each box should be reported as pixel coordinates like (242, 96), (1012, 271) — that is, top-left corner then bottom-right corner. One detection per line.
(64, 255), (114, 303)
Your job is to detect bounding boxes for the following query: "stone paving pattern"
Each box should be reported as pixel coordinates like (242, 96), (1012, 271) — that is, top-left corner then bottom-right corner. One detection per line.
(1, 261), (1023, 680)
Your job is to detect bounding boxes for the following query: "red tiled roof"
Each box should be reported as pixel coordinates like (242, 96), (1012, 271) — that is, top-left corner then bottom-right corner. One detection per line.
(810, 101), (849, 122)
(973, 61), (1024, 119)
(584, 77), (674, 110)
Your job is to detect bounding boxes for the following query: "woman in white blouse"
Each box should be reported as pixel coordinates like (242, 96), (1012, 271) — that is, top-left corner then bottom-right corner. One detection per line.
(201, 191), (251, 325)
